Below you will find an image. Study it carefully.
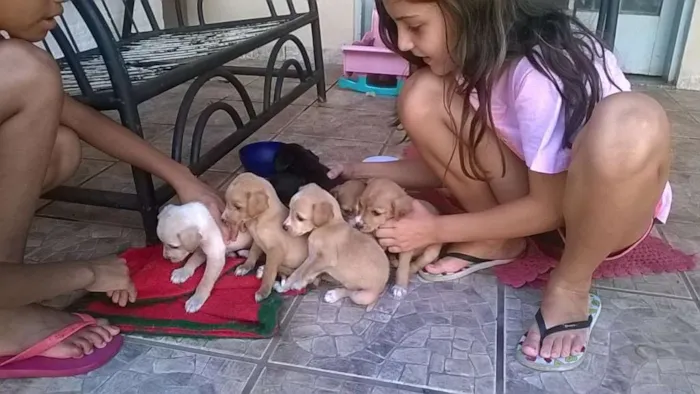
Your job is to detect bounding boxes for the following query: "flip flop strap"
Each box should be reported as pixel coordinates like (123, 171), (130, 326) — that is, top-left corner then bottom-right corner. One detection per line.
(0, 313), (96, 367)
(439, 252), (492, 264)
(535, 310), (593, 349)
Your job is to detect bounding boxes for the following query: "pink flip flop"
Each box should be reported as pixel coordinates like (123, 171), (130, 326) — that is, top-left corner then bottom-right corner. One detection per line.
(0, 313), (124, 379)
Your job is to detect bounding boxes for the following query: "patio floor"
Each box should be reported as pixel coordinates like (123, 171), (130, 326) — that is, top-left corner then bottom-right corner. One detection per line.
(4, 66), (700, 394)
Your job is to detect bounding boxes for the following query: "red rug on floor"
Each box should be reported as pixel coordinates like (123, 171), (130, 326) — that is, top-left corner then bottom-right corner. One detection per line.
(401, 144), (697, 289)
(75, 245), (304, 339)
(493, 236), (696, 288)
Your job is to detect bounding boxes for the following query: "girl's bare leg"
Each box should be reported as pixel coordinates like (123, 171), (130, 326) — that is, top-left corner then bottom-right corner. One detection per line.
(521, 92), (670, 359)
(398, 68), (529, 272)
(0, 40), (118, 359)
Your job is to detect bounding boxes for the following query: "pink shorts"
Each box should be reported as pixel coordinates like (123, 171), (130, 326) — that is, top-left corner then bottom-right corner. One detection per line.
(556, 222), (654, 261)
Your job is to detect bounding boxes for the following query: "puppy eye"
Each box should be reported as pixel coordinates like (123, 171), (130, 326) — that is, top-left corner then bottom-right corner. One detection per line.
(296, 214), (305, 221)
(233, 204), (242, 210)
(372, 210), (382, 216)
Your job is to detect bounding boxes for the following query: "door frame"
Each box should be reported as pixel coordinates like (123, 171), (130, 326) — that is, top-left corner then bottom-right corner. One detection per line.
(665, 0), (697, 83)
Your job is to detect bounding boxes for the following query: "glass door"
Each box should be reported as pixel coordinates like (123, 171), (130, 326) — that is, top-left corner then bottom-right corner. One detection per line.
(574, 0), (682, 76)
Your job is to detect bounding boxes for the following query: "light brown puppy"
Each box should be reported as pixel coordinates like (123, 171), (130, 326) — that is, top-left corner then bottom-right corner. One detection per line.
(280, 183), (389, 309)
(330, 179), (366, 225)
(356, 178), (442, 300)
(222, 172), (308, 302)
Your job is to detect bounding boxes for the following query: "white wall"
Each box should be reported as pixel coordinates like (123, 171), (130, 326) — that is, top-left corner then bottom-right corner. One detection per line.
(182, 0), (356, 64)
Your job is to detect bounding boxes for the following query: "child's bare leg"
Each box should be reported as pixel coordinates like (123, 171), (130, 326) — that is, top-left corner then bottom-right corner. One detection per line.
(398, 68), (528, 274)
(0, 40), (118, 359)
(521, 92), (670, 359)
(43, 126), (82, 192)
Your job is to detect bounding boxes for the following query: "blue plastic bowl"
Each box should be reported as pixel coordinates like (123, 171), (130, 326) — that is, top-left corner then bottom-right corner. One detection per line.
(239, 141), (284, 178)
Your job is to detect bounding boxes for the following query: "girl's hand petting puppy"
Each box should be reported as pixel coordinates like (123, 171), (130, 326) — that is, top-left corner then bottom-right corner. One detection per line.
(375, 199), (439, 253)
(175, 179), (232, 242)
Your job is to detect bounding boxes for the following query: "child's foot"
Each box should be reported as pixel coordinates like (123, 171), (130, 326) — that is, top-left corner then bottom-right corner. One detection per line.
(423, 239), (526, 275)
(0, 305), (120, 359)
(520, 281), (592, 359)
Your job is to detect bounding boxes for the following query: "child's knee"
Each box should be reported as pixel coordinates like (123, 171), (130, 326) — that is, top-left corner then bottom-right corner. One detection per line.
(397, 68), (449, 133)
(0, 39), (63, 104)
(45, 127), (81, 191)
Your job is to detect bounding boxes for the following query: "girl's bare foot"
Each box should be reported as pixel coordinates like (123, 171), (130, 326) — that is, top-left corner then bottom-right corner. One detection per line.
(423, 238), (526, 274)
(520, 280), (592, 359)
(0, 304), (119, 359)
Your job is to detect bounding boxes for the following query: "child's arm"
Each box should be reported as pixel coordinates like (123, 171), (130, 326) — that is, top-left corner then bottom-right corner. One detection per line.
(61, 95), (196, 191)
(348, 159), (442, 189)
(60, 95), (230, 237)
(432, 170), (567, 244)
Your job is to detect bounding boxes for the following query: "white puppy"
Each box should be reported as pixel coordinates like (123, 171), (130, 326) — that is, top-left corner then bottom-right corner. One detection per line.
(157, 201), (253, 313)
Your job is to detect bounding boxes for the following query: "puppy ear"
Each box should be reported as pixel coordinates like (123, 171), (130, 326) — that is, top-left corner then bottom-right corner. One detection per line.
(329, 186), (340, 200)
(392, 196), (414, 218)
(158, 204), (174, 220)
(312, 201), (334, 227)
(178, 226), (202, 252)
(246, 190), (269, 217)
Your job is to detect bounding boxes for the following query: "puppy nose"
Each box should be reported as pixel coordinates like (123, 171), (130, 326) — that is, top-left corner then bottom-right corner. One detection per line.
(352, 215), (362, 227)
(282, 222), (290, 231)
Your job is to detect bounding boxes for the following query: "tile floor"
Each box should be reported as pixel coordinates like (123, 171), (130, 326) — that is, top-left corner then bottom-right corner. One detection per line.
(4, 66), (700, 393)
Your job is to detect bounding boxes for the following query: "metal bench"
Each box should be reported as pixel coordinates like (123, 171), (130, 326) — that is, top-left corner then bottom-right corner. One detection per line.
(41, 0), (326, 244)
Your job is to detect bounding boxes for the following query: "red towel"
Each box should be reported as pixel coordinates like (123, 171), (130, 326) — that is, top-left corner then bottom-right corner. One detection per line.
(78, 245), (304, 339)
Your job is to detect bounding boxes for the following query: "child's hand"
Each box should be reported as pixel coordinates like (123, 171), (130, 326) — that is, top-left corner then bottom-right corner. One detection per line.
(375, 200), (439, 253)
(175, 178), (231, 241)
(326, 162), (356, 180)
(106, 287), (137, 307)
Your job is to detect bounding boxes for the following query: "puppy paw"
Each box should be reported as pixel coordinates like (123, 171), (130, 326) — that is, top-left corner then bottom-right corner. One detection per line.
(255, 265), (265, 279)
(170, 267), (194, 284)
(235, 264), (253, 276)
(390, 285), (408, 300)
(185, 293), (207, 313)
(237, 249), (250, 258)
(255, 288), (271, 303)
(273, 279), (286, 293)
(323, 289), (343, 304)
(290, 278), (307, 291)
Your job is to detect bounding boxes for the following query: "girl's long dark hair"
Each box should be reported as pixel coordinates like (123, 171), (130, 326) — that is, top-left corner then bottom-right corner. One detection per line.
(376, 0), (619, 181)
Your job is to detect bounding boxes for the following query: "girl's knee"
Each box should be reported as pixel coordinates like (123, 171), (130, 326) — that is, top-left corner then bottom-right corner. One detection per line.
(44, 127), (82, 191)
(574, 92), (670, 174)
(398, 68), (448, 132)
(0, 39), (63, 102)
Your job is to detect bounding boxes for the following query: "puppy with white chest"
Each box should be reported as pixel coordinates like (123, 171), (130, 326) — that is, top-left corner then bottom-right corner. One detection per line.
(221, 172), (309, 302)
(330, 179), (366, 226)
(356, 178), (443, 300)
(281, 183), (389, 309)
(157, 201), (253, 313)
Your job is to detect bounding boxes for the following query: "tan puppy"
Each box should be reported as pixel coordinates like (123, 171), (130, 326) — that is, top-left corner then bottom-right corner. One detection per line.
(356, 178), (442, 300)
(280, 183), (389, 309)
(157, 202), (253, 313)
(330, 179), (366, 226)
(221, 172), (308, 302)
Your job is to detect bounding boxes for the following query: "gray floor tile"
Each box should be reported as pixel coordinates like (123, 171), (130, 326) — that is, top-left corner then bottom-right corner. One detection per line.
(0, 342), (258, 394)
(505, 287), (700, 394)
(251, 367), (422, 394)
(593, 273), (692, 299)
(269, 274), (498, 393)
